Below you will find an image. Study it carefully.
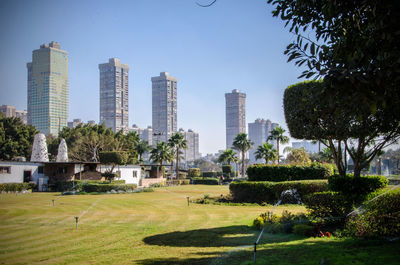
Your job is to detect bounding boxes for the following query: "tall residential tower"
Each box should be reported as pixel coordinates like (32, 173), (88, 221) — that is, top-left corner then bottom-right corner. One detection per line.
(225, 89), (246, 149)
(99, 58), (129, 132)
(151, 72), (177, 143)
(27, 42), (68, 136)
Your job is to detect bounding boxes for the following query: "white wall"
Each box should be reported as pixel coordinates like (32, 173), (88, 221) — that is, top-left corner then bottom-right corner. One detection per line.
(0, 161), (47, 190)
(99, 165), (142, 185)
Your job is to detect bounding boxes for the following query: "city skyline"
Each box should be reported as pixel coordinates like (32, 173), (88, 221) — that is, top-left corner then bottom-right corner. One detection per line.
(0, 0), (306, 154)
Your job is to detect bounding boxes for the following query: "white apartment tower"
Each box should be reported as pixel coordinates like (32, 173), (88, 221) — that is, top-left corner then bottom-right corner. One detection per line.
(179, 128), (200, 163)
(99, 58), (129, 133)
(225, 89), (246, 149)
(151, 72), (177, 143)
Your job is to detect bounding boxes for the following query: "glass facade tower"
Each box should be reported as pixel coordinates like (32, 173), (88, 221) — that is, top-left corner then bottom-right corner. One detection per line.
(27, 42), (69, 136)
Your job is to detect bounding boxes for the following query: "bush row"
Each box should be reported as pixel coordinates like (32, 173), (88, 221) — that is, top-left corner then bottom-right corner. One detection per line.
(328, 174), (388, 204)
(0, 182), (37, 192)
(345, 189), (400, 237)
(78, 182), (137, 193)
(247, 163), (335, 182)
(192, 177), (219, 185)
(167, 179), (190, 185)
(229, 180), (329, 204)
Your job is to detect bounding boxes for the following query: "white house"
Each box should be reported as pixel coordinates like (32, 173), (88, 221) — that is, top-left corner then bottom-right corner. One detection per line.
(99, 164), (142, 186)
(0, 161), (47, 191)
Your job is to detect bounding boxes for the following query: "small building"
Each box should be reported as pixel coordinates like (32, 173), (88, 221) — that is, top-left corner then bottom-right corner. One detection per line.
(0, 161), (46, 191)
(99, 165), (142, 186)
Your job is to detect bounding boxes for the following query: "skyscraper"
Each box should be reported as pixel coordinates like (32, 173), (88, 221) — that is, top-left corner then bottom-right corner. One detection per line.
(27, 42), (68, 136)
(225, 89), (246, 149)
(99, 58), (129, 133)
(179, 128), (200, 163)
(151, 72), (177, 143)
(248, 119), (268, 163)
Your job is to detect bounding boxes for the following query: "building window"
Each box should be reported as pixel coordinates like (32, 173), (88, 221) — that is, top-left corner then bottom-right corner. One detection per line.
(133, 171), (137, 178)
(0, 167), (11, 174)
(38, 166), (44, 174)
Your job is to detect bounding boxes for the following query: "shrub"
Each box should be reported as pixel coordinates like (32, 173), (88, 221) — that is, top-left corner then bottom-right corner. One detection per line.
(178, 172), (187, 179)
(167, 179), (190, 185)
(222, 165), (232, 177)
(188, 168), (201, 178)
(0, 182), (37, 192)
(304, 191), (353, 219)
(293, 224), (314, 236)
(345, 189), (400, 238)
(192, 177), (219, 185)
(80, 183), (137, 193)
(111, 180), (126, 184)
(230, 180), (328, 204)
(328, 174), (388, 204)
(247, 163), (335, 182)
(202, 171), (217, 178)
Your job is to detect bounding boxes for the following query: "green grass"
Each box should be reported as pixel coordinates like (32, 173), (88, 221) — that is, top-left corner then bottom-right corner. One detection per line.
(0, 185), (399, 264)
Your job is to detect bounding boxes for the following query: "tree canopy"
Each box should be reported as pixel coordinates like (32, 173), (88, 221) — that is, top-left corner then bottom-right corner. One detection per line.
(0, 117), (37, 161)
(232, 133), (253, 178)
(168, 132), (188, 178)
(254, 142), (277, 164)
(268, 126), (289, 164)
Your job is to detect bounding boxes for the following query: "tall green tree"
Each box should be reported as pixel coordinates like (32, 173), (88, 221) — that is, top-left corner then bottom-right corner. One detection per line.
(150, 141), (174, 178)
(217, 149), (238, 165)
(232, 133), (253, 178)
(0, 117), (37, 161)
(254, 142), (277, 164)
(168, 132), (188, 179)
(268, 126), (289, 164)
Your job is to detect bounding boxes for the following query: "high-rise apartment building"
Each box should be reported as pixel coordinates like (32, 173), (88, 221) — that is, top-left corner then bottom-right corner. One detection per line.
(151, 72), (177, 143)
(27, 42), (68, 136)
(0, 105), (27, 124)
(248, 119), (268, 163)
(225, 89), (246, 149)
(99, 58), (129, 133)
(179, 128), (200, 163)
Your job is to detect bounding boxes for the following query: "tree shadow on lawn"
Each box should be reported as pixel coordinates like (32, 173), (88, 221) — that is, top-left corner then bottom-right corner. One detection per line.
(143, 225), (296, 248)
(140, 228), (400, 265)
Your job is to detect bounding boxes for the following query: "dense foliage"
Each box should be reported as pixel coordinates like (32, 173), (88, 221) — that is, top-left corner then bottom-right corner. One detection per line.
(202, 171), (217, 178)
(192, 177), (219, 185)
(247, 163), (334, 182)
(0, 116), (37, 160)
(0, 182), (37, 192)
(79, 182), (137, 193)
(188, 168), (201, 178)
(285, 148), (311, 165)
(329, 174), (388, 204)
(229, 180), (329, 204)
(345, 189), (400, 238)
(254, 142), (277, 164)
(304, 191), (352, 220)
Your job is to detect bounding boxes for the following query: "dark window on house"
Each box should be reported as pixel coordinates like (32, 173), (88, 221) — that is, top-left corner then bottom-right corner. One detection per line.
(24, 171), (32, 182)
(0, 167), (11, 174)
(38, 166), (44, 174)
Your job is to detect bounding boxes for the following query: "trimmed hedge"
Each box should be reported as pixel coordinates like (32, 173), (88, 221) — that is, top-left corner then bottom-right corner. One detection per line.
(188, 168), (201, 178)
(229, 180), (329, 204)
(345, 189), (400, 238)
(0, 182), (37, 192)
(304, 191), (353, 219)
(167, 179), (190, 185)
(79, 183), (137, 193)
(192, 177), (219, 185)
(247, 163), (335, 182)
(328, 174), (388, 204)
(202, 171), (217, 178)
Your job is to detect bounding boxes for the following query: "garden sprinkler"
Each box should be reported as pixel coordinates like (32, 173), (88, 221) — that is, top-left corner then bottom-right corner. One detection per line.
(52, 199), (55, 206)
(75, 216), (79, 229)
(186, 196), (190, 206)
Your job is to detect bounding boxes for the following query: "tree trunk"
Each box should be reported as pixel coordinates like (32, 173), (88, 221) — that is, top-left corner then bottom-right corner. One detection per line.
(176, 148), (179, 179)
(277, 139), (280, 164)
(242, 150), (245, 178)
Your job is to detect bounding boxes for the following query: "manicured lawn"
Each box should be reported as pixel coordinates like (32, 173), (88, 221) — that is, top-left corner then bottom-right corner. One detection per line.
(0, 185), (399, 264)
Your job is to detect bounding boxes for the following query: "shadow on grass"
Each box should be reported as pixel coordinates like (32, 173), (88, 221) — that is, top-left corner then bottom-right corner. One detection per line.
(140, 228), (400, 265)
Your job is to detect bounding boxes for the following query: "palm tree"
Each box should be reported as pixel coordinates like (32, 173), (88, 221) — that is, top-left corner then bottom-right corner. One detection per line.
(255, 142), (277, 164)
(168, 133), (188, 179)
(268, 126), (289, 164)
(150, 142), (173, 178)
(232, 133), (253, 178)
(136, 140), (152, 164)
(217, 149), (238, 165)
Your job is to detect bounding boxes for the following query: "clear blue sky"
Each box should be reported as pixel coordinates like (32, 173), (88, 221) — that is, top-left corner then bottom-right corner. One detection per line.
(0, 0), (305, 155)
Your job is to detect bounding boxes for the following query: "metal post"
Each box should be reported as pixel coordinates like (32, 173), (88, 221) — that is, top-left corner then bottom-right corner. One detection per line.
(75, 216), (79, 229)
(52, 199), (55, 206)
(254, 242), (257, 263)
(187, 196), (190, 206)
